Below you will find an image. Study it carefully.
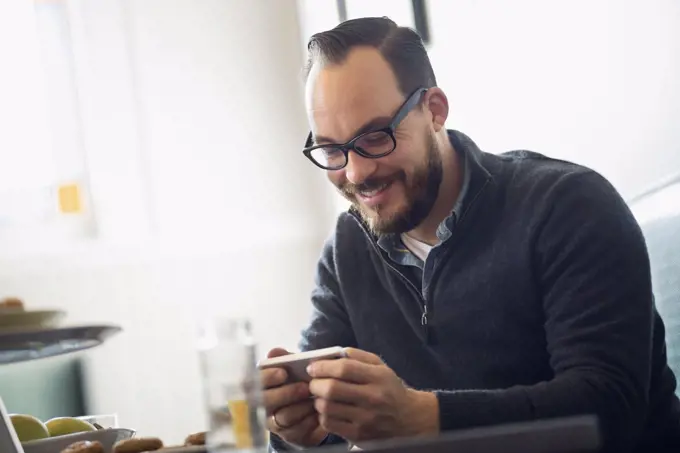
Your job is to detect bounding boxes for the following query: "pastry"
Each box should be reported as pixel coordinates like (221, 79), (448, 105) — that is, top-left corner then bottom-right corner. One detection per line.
(184, 431), (206, 446)
(0, 297), (24, 311)
(60, 440), (104, 453)
(113, 437), (163, 453)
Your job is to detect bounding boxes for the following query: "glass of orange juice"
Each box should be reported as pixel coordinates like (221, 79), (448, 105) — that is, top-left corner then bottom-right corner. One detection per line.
(196, 318), (267, 451)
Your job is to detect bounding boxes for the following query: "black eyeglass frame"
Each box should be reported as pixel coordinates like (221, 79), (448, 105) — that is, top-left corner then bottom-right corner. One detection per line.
(302, 87), (429, 170)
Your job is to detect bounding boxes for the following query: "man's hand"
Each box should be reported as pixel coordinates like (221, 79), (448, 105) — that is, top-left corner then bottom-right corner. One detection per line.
(307, 348), (440, 444)
(261, 348), (328, 447)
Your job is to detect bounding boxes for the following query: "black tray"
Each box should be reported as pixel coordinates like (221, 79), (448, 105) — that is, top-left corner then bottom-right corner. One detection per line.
(0, 325), (121, 364)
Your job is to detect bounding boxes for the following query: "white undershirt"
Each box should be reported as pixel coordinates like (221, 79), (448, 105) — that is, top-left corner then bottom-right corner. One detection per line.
(400, 233), (434, 261)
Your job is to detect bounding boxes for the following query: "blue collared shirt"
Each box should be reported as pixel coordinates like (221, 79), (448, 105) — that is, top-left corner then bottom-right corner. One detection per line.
(377, 147), (471, 271)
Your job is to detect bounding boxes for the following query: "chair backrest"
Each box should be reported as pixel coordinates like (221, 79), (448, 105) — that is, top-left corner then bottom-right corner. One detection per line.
(0, 357), (85, 420)
(630, 178), (680, 390)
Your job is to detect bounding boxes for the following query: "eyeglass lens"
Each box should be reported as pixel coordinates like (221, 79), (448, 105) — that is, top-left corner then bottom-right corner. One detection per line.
(308, 130), (394, 169)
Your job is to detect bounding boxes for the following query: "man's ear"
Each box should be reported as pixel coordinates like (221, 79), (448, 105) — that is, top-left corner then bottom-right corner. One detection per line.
(424, 87), (449, 132)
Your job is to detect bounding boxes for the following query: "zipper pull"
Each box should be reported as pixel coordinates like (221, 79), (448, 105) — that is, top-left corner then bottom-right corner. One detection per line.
(421, 304), (428, 326)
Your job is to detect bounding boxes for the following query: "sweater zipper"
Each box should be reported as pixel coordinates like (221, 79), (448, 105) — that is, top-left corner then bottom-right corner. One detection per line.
(355, 222), (430, 336)
(382, 251), (430, 334)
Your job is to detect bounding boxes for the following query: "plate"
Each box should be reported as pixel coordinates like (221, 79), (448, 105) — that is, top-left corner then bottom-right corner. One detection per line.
(22, 428), (135, 453)
(0, 310), (65, 332)
(0, 325), (122, 364)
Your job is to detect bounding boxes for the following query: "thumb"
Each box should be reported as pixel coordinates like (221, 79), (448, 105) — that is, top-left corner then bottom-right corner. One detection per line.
(267, 347), (290, 359)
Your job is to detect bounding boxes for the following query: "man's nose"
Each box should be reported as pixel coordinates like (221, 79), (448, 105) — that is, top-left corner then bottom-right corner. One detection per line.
(344, 151), (378, 185)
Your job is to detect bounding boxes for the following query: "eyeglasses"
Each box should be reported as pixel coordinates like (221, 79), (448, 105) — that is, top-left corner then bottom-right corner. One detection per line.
(302, 88), (428, 170)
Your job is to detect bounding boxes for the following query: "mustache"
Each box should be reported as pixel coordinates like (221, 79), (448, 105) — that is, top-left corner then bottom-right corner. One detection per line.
(341, 172), (405, 196)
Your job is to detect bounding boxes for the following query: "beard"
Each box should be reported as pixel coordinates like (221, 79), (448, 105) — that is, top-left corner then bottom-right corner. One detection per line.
(339, 131), (443, 235)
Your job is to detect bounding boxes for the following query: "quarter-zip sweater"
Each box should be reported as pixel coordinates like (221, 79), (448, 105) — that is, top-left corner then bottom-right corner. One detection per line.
(271, 130), (680, 452)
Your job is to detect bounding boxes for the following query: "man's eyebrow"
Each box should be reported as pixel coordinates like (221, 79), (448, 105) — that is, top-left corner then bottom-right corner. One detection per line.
(313, 116), (392, 145)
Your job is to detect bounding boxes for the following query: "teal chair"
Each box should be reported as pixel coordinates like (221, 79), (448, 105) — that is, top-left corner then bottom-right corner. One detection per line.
(0, 356), (85, 420)
(631, 177), (680, 393)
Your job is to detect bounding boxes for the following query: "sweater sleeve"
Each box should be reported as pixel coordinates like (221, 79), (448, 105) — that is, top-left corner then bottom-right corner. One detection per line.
(268, 433), (345, 452)
(433, 171), (653, 453)
(269, 231), (355, 451)
(299, 230), (358, 353)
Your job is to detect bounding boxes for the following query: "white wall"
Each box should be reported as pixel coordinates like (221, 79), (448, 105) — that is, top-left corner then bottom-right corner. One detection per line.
(125, 0), (335, 245)
(296, 0), (340, 54)
(0, 0), (54, 191)
(0, 0), (336, 444)
(327, 0), (680, 199)
(429, 0), (680, 199)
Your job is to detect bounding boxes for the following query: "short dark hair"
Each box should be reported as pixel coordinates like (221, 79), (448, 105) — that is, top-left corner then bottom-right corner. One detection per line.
(303, 17), (437, 97)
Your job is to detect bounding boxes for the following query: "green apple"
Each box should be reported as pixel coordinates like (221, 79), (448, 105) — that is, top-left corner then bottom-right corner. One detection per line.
(9, 414), (50, 442)
(45, 417), (96, 437)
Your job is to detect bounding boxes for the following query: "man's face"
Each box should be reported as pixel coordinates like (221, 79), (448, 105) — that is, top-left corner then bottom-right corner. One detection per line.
(306, 47), (443, 235)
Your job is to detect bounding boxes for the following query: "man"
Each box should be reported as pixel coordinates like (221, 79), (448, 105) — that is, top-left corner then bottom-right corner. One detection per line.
(262, 17), (680, 452)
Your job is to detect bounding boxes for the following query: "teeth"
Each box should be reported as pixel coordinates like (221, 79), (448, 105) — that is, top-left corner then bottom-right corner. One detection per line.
(360, 183), (388, 197)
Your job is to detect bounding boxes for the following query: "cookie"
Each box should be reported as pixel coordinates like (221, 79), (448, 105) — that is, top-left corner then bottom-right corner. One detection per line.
(184, 431), (206, 446)
(60, 440), (105, 453)
(113, 437), (164, 453)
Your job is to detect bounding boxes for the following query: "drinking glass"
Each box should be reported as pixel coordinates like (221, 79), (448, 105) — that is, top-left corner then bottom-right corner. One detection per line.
(197, 318), (267, 451)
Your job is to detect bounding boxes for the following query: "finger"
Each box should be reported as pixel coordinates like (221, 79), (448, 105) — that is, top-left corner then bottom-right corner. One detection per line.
(314, 397), (364, 423)
(261, 367), (288, 389)
(264, 382), (311, 414)
(344, 347), (383, 365)
(268, 347), (291, 359)
(309, 378), (371, 405)
(267, 409), (315, 434)
(318, 414), (357, 441)
(272, 400), (315, 428)
(270, 411), (319, 443)
(307, 358), (376, 384)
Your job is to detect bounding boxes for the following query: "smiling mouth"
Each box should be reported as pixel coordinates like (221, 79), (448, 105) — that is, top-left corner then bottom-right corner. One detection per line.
(358, 182), (391, 198)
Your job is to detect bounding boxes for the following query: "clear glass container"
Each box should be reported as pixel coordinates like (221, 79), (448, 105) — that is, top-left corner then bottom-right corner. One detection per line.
(197, 318), (267, 451)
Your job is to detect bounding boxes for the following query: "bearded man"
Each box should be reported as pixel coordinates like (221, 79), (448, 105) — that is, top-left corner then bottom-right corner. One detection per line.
(262, 16), (680, 453)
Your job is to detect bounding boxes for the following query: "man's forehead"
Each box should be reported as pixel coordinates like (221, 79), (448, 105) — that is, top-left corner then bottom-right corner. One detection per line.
(305, 48), (403, 141)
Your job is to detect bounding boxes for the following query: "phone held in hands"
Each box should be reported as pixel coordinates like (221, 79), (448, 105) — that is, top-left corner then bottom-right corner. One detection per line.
(257, 346), (347, 382)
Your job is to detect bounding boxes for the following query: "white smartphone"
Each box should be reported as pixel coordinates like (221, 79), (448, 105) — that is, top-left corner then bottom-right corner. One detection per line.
(257, 346), (347, 382)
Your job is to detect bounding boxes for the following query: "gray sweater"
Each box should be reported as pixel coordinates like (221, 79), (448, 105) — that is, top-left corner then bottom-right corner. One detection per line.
(271, 131), (680, 452)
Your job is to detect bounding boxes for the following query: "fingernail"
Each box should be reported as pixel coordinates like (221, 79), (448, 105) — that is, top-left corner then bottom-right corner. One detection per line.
(306, 364), (314, 376)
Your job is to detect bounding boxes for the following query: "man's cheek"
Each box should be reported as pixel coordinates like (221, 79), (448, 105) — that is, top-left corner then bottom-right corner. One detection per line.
(329, 173), (346, 190)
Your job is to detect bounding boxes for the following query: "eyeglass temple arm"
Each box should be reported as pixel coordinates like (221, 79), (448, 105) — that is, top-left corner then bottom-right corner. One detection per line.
(390, 88), (428, 129)
(304, 132), (314, 148)
(305, 87), (428, 148)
